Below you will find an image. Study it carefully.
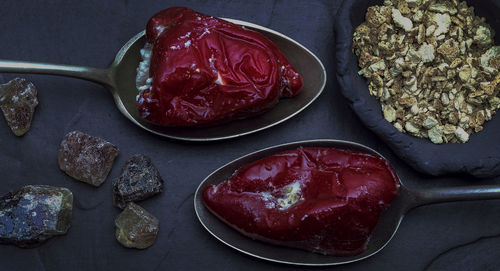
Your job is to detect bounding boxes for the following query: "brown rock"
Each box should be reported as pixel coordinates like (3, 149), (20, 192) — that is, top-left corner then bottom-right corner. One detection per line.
(58, 131), (119, 187)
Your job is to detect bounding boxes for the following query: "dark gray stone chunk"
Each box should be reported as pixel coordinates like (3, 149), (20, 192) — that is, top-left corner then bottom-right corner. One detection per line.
(115, 202), (159, 249)
(113, 154), (163, 209)
(0, 78), (38, 136)
(58, 131), (119, 187)
(0, 185), (73, 248)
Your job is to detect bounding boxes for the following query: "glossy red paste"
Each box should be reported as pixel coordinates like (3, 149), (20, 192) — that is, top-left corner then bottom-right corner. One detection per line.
(203, 147), (399, 256)
(138, 7), (303, 126)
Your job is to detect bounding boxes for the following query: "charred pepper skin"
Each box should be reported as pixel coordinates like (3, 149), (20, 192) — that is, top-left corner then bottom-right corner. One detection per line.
(138, 7), (303, 127)
(203, 147), (399, 256)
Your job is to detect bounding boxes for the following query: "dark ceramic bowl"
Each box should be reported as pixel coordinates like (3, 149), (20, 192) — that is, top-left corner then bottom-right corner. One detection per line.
(335, 0), (500, 178)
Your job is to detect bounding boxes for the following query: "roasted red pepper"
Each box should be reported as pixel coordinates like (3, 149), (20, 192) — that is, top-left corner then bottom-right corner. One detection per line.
(203, 147), (399, 256)
(138, 7), (303, 126)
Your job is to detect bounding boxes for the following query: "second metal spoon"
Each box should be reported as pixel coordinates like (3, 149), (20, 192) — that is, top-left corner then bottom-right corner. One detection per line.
(194, 139), (500, 265)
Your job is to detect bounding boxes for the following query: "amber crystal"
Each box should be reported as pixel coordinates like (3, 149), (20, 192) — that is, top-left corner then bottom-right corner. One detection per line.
(115, 202), (159, 249)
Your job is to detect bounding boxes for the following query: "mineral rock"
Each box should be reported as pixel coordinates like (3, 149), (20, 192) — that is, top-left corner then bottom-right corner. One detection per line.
(58, 131), (119, 187)
(0, 78), (38, 136)
(0, 185), (73, 248)
(115, 202), (159, 249)
(113, 154), (164, 209)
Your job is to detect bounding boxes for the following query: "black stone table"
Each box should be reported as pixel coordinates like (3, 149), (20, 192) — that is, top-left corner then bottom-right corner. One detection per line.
(1, 1), (499, 270)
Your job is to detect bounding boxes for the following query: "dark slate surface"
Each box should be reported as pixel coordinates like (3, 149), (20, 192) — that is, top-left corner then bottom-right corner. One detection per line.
(336, 0), (500, 178)
(0, 0), (500, 270)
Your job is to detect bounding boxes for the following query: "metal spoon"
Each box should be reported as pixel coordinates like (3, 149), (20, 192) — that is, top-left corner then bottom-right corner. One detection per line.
(0, 19), (326, 141)
(194, 139), (500, 266)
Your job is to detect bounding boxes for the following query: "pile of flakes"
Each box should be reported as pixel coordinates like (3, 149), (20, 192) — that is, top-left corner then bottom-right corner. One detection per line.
(353, 0), (500, 143)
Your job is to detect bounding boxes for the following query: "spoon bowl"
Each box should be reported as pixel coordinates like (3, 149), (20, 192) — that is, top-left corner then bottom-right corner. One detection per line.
(194, 139), (500, 266)
(0, 19), (326, 141)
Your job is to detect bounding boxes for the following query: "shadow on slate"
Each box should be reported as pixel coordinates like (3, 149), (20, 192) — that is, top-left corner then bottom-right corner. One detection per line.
(335, 0), (500, 178)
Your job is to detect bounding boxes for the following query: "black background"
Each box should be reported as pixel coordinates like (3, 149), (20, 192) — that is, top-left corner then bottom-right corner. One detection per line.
(1, 1), (500, 270)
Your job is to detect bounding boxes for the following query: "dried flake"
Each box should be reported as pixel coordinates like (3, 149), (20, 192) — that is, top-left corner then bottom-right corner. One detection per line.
(413, 9), (424, 22)
(353, 0), (500, 144)
(383, 105), (397, 122)
(490, 97), (500, 109)
(433, 13), (451, 36)
(428, 126), (444, 144)
(418, 44), (435, 63)
(369, 60), (387, 72)
(0, 78), (38, 136)
(366, 7), (387, 27)
(58, 131), (119, 187)
(437, 39), (460, 62)
(458, 66), (472, 82)
(406, 0), (420, 8)
(405, 122), (420, 134)
(113, 154), (164, 209)
(423, 116), (438, 129)
(455, 126), (469, 142)
(394, 122), (404, 132)
(429, 3), (458, 15)
(474, 25), (493, 47)
(443, 124), (457, 135)
(392, 8), (413, 32)
(480, 46), (500, 74)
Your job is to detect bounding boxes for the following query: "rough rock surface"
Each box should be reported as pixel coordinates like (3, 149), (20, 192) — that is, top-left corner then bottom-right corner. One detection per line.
(0, 78), (38, 136)
(113, 154), (164, 209)
(115, 202), (159, 249)
(0, 185), (73, 248)
(58, 131), (119, 186)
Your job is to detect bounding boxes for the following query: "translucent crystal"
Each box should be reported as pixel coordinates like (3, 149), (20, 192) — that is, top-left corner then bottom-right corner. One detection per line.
(58, 131), (119, 187)
(115, 202), (159, 249)
(0, 185), (73, 248)
(113, 154), (164, 209)
(0, 78), (38, 136)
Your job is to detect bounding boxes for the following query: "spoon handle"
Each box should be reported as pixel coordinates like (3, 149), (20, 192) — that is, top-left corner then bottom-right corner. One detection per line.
(410, 185), (500, 208)
(0, 60), (111, 86)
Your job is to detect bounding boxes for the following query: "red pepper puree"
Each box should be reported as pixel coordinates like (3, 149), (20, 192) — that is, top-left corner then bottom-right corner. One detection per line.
(203, 147), (400, 256)
(138, 7), (303, 126)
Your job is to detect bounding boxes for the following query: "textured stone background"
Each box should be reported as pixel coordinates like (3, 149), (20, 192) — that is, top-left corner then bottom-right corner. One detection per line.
(0, 0), (499, 270)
